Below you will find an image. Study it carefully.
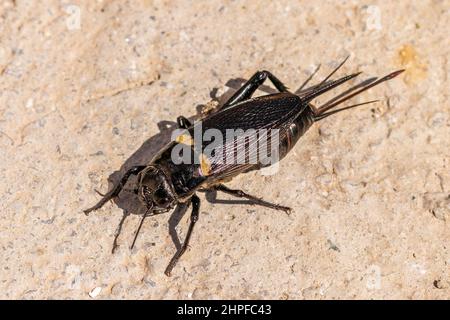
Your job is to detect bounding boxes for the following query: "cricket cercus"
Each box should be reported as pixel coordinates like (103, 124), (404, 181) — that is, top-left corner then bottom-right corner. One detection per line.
(84, 57), (404, 276)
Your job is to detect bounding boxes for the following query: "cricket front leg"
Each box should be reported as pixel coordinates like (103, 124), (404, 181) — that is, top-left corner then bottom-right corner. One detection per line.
(215, 184), (292, 215)
(84, 165), (147, 215)
(165, 194), (200, 276)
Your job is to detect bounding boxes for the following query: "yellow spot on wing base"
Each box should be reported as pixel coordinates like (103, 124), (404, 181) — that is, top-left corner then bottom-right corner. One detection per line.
(175, 133), (193, 145)
(199, 153), (211, 176)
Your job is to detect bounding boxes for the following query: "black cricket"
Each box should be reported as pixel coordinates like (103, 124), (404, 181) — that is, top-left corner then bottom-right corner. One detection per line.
(84, 57), (404, 276)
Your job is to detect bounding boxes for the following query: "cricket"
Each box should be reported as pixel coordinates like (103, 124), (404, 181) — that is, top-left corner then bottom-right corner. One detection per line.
(84, 57), (404, 276)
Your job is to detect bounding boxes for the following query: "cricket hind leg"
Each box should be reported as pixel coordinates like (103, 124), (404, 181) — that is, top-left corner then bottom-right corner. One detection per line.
(84, 165), (147, 215)
(215, 184), (291, 214)
(165, 194), (200, 276)
(221, 70), (290, 109)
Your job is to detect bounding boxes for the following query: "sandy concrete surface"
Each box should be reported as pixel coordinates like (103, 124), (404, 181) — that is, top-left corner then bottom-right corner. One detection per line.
(0, 0), (449, 299)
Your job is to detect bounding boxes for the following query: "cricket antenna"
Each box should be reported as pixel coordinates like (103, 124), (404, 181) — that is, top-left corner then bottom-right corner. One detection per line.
(130, 205), (152, 250)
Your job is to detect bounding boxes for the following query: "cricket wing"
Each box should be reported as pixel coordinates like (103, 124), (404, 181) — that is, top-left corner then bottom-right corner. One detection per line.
(191, 92), (304, 180)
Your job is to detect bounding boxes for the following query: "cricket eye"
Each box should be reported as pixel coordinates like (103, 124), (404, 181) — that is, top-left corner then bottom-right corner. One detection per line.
(153, 187), (171, 207)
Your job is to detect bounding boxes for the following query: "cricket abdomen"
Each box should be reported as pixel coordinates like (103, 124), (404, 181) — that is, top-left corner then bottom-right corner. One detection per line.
(279, 105), (315, 159)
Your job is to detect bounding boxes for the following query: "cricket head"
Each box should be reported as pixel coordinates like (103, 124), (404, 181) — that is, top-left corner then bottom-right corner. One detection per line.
(137, 165), (177, 212)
